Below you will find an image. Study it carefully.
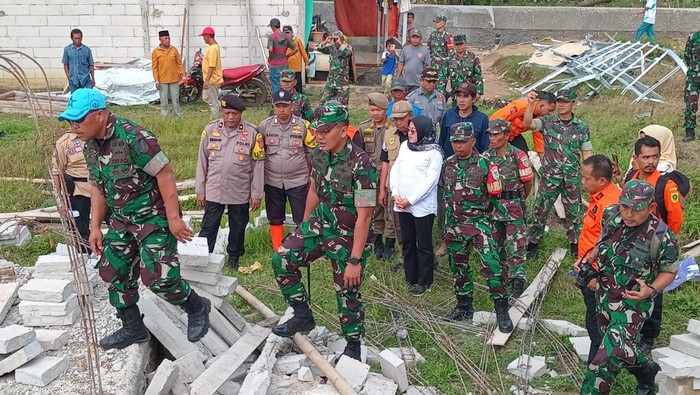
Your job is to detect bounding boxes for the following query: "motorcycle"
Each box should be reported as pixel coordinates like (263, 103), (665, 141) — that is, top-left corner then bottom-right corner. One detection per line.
(180, 49), (204, 103)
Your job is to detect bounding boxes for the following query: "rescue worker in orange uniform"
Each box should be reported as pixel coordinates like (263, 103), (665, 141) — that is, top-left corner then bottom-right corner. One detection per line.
(489, 91), (556, 154)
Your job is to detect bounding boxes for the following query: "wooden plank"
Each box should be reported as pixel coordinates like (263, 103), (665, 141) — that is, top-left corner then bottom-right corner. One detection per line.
(189, 326), (271, 395)
(683, 239), (700, 250)
(0, 283), (20, 325)
(684, 244), (700, 258)
(487, 248), (567, 346)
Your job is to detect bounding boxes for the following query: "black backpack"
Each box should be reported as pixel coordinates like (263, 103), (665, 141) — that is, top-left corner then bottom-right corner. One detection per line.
(624, 169), (691, 222)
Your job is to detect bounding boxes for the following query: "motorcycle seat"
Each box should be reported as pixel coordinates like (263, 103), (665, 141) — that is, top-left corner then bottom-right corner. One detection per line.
(222, 64), (265, 83)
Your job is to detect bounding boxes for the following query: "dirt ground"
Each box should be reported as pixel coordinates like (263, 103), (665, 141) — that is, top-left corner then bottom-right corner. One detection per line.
(475, 43), (535, 100)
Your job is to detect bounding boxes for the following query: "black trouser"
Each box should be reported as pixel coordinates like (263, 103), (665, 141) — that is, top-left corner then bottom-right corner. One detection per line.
(640, 292), (663, 340)
(70, 195), (91, 251)
(399, 212), (435, 287)
(295, 72), (303, 93)
(582, 286), (602, 365)
(199, 201), (249, 260)
(264, 184), (308, 225)
(509, 134), (529, 153)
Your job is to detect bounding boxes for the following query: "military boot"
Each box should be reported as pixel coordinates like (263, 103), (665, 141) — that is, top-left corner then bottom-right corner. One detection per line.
(684, 127), (696, 142)
(510, 278), (526, 300)
(570, 243), (579, 256)
(526, 243), (539, 260)
(228, 256), (239, 272)
(272, 302), (316, 338)
(494, 298), (514, 333)
(638, 337), (655, 356)
(343, 340), (362, 361)
(99, 305), (150, 350)
(628, 360), (661, 395)
(181, 290), (211, 342)
(383, 238), (396, 260)
(373, 234), (385, 260)
(443, 295), (474, 322)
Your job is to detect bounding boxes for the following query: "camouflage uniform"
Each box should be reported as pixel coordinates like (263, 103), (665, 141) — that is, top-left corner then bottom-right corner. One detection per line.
(441, 35), (483, 96)
(278, 69), (313, 120)
(683, 32), (700, 132)
(272, 108), (378, 342)
(441, 123), (509, 300)
(582, 181), (679, 395)
(484, 122), (533, 280)
(427, 15), (452, 92)
(84, 114), (191, 308)
(318, 36), (352, 106)
(529, 94), (592, 245)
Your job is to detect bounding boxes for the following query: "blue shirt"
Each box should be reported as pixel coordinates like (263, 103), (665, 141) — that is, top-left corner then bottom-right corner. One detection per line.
(62, 44), (94, 87)
(382, 52), (398, 76)
(438, 105), (489, 157)
(387, 100), (421, 117)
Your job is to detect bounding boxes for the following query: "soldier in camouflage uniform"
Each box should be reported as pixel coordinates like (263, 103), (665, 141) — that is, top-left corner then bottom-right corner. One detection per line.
(58, 88), (210, 350)
(427, 15), (453, 93)
(440, 34), (483, 99)
(271, 104), (378, 362)
(524, 89), (593, 259)
(440, 122), (513, 333)
(581, 180), (679, 395)
(277, 69), (312, 120)
(683, 31), (700, 141)
(318, 31), (352, 106)
(483, 119), (533, 299)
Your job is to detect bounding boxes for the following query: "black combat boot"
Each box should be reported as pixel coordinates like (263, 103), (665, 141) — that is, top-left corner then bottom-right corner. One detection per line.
(228, 256), (239, 272)
(181, 290), (211, 342)
(526, 243), (539, 260)
(373, 234), (385, 260)
(272, 302), (316, 337)
(638, 337), (655, 355)
(343, 340), (362, 361)
(443, 295), (474, 322)
(383, 238), (396, 260)
(494, 298), (514, 333)
(683, 127), (695, 142)
(99, 305), (150, 350)
(570, 243), (579, 256)
(628, 360), (661, 395)
(510, 278), (526, 300)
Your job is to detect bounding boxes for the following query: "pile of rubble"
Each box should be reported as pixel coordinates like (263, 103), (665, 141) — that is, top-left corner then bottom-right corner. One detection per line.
(0, 221), (30, 248)
(0, 325), (69, 386)
(652, 319), (700, 395)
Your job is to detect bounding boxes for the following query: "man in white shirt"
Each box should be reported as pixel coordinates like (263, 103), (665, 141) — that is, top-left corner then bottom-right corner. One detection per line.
(635, 0), (656, 41)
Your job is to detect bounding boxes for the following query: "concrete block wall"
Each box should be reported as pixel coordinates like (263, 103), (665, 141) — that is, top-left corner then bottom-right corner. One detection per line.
(0, 0), (303, 85)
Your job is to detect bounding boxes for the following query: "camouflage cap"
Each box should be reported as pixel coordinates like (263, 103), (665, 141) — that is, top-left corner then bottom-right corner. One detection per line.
(620, 180), (655, 210)
(332, 30), (345, 39)
(409, 28), (422, 38)
(488, 118), (511, 134)
(314, 103), (349, 132)
(421, 68), (439, 81)
(453, 34), (467, 44)
(280, 69), (296, 82)
(390, 77), (408, 91)
(450, 122), (475, 142)
(556, 88), (577, 101)
(433, 15), (447, 23)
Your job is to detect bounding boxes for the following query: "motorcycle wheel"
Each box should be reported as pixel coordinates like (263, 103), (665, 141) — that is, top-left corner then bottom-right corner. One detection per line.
(179, 85), (200, 103)
(239, 78), (268, 107)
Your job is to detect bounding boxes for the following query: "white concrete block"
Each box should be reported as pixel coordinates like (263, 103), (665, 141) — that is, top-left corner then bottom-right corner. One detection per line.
(15, 356), (68, 387)
(0, 325), (36, 354)
(658, 354), (700, 379)
(181, 269), (222, 286)
(274, 354), (307, 375)
(689, 319), (700, 337)
(298, 366), (313, 382)
(28, 4), (62, 16)
(78, 15), (112, 26)
(541, 319), (588, 337)
(178, 237), (210, 267)
(0, 282), (20, 325)
(327, 337), (347, 353)
(378, 349), (408, 391)
(359, 372), (399, 395)
(182, 253), (225, 273)
(19, 293), (79, 316)
(507, 355), (548, 380)
(473, 311), (496, 325)
(22, 307), (80, 327)
(671, 333), (700, 359)
(217, 380), (242, 395)
(145, 360), (180, 395)
(18, 279), (74, 303)
(189, 276), (237, 297)
(388, 347), (425, 369)
(336, 355), (370, 391)
(694, 377), (700, 390)
(569, 336), (591, 362)
(212, 227), (229, 255)
(110, 15), (143, 26)
(0, 340), (43, 375)
(405, 386), (441, 395)
(93, 4), (126, 14)
(305, 384), (341, 394)
(34, 330), (70, 351)
(173, 351), (206, 384)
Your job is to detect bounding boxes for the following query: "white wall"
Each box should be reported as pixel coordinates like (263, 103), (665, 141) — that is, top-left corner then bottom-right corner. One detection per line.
(0, 0), (304, 84)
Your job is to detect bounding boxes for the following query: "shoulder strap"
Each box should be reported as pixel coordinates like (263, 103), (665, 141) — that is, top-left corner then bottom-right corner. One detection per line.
(654, 175), (669, 222)
(650, 219), (667, 264)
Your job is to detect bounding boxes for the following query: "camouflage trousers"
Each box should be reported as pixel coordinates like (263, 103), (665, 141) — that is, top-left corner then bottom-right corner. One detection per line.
(529, 173), (583, 245)
(320, 83), (350, 106)
(493, 219), (527, 280)
(271, 215), (370, 341)
(445, 217), (509, 300)
(581, 279), (654, 395)
(98, 226), (191, 308)
(431, 59), (448, 92)
(684, 78), (699, 130)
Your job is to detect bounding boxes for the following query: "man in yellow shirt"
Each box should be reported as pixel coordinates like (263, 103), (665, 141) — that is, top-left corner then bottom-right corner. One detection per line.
(200, 26), (223, 119)
(151, 30), (185, 118)
(283, 25), (309, 93)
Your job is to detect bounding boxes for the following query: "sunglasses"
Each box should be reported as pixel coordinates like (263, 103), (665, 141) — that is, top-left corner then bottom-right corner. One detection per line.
(69, 110), (97, 125)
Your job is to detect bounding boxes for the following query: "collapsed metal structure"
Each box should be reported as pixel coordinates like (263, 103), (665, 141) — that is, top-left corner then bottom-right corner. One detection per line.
(519, 38), (688, 103)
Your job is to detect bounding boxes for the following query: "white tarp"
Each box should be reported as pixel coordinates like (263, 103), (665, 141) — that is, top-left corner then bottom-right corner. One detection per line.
(93, 58), (159, 106)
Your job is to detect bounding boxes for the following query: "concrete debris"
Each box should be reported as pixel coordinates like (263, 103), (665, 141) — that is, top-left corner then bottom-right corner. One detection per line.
(306, 326), (331, 346)
(378, 349), (409, 391)
(327, 336), (348, 354)
(177, 237), (210, 267)
(689, 319), (700, 337)
(14, 356), (67, 387)
(298, 366), (313, 382)
(0, 260), (16, 283)
(507, 354), (548, 380)
(671, 333), (700, 359)
(336, 355), (370, 391)
(190, 276), (237, 298)
(388, 347), (425, 369)
(0, 340), (43, 375)
(274, 354), (308, 375)
(145, 359), (180, 395)
(540, 319), (587, 337)
(33, 329), (69, 352)
(172, 351), (206, 385)
(568, 336), (591, 362)
(473, 311), (496, 325)
(22, 308), (80, 327)
(0, 221), (31, 247)
(405, 386), (442, 395)
(216, 380), (241, 395)
(305, 384), (342, 394)
(656, 373), (700, 395)
(0, 325), (35, 354)
(17, 279), (74, 303)
(655, 349), (700, 379)
(19, 293), (79, 317)
(359, 372), (399, 395)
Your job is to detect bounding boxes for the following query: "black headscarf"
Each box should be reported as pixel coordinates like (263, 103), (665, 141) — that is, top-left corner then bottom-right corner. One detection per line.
(408, 115), (443, 154)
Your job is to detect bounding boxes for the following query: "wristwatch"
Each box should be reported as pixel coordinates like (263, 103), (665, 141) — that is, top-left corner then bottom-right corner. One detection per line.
(648, 285), (659, 298)
(347, 257), (361, 266)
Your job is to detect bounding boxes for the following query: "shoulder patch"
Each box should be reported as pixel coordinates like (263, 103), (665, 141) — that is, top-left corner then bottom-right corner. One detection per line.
(671, 192), (680, 203)
(508, 108), (517, 115)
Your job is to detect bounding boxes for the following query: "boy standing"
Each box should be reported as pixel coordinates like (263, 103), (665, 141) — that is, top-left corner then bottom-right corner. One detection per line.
(381, 41), (398, 95)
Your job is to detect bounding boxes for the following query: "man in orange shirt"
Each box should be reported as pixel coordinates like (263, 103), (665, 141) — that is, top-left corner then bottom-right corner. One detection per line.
(152, 30), (185, 118)
(627, 135), (684, 354)
(577, 154), (621, 365)
(489, 91), (555, 154)
(283, 26), (310, 93)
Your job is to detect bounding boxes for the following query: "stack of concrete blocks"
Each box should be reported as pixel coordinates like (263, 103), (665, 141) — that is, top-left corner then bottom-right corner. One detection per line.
(0, 220), (31, 247)
(652, 319), (700, 395)
(0, 325), (69, 386)
(178, 237), (237, 298)
(17, 279), (80, 327)
(33, 247), (99, 292)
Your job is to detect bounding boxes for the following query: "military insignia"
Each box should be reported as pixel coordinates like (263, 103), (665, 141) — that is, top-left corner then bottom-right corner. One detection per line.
(210, 151), (216, 157)
(200, 130), (206, 140)
(138, 139), (149, 154)
(239, 155), (244, 161)
(508, 108), (517, 115)
(292, 140), (300, 146)
(73, 140), (81, 147)
(671, 192), (680, 203)
(67, 149), (75, 155)
(209, 143), (218, 149)
(268, 138), (276, 144)
(241, 136), (248, 141)
(292, 148), (299, 154)
(212, 132), (221, 137)
(218, 121), (224, 127)
(239, 124), (244, 130)
(389, 137), (396, 145)
(365, 127), (373, 132)
(221, 99), (226, 107)
(74, 146), (82, 153)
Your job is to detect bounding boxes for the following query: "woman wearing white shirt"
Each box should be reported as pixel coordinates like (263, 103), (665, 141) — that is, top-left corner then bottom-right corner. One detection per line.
(390, 115), (443, 296)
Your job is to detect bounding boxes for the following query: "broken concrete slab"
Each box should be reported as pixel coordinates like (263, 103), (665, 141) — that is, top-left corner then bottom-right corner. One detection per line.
(405, 386), (441, 395)
(178, 237), (210, 267)
(658, 354), (700, 379)
(541, 319), (588, 337)
(298, 366), (313, 382)
(507, 354), (548, 380)
(18, 279), (75, 303)
(671, 333), (700, 359)
(327, 336), (347, 354)
(172, 351), (206, 385)
(0, 340), (43, 375)
(217, 380), (242, 395)
(689, 320), (700, 337)
(22, 307), (80, 327)
(569, 336), (591, 362)
(274, 354), (307, 375)
(388, 347), (425, 369)
(182, 253), (225, 273)
(335, 355), (370, 391)
(181, 269), (222, 286)
(34, 254), (72, 271)
(14, 355), (68, 387)
(473, 311), (496, 325)
(145, 360), (180, 395)
(139, 295), (201, 359)
(19, 293), (79, 316)
(360, 372), (399, 395)
(0, 221), (31, 247)
(190, 276), (237, 298)
(657, 374), (700, 395)
(378, 349), (409, 391)
(208, 307), (242, 346)
(0, 282), (20, 325)
(305, 384), (341, 395)
(0, 324), (35, 354)
(34, 329), (69, 351)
